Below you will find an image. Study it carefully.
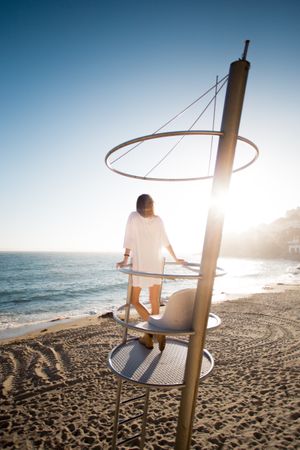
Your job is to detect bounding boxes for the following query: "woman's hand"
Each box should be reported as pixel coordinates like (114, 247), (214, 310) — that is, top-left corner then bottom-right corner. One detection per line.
(116, 259), (126, 269)
(116, 255), (130, 269)
(175, 258), (187, 265)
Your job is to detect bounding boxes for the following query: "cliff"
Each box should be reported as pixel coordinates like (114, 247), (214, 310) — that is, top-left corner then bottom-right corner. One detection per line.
(221, 207), (300, 260)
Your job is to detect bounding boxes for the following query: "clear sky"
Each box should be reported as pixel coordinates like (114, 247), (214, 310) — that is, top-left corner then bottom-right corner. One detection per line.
(1, 0), (299, 253)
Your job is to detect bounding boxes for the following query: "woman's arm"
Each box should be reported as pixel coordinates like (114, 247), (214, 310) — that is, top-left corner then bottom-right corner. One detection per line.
(116, 248), (131, 268)
(166, 244), (185, 264)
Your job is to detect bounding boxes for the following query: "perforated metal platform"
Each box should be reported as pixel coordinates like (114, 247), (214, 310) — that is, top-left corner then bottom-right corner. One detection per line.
(113, 305), (221, 335)
(108, 338), (214, 388)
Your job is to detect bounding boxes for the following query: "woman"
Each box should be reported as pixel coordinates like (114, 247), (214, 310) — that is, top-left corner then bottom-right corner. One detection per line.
(117, 194), (184, 351)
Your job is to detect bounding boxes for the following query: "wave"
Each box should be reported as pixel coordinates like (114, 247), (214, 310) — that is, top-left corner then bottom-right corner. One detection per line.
(0, 285), (129, 317)
(1, 253), (297, 334)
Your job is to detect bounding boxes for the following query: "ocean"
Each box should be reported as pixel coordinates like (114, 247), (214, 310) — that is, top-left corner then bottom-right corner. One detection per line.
(0, 252), (299, 340)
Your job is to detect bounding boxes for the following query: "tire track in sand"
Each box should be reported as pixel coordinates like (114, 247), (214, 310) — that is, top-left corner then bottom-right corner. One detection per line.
(0, 340), (69, 398)
(0, 351), (18, 396)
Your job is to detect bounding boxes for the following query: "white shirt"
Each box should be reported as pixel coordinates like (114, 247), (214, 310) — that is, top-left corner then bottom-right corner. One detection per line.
(123, 212), (170, 287)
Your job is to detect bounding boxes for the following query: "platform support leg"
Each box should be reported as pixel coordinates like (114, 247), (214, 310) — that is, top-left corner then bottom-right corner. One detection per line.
(122, 275), (133, 343)
(112, 378), (123, 450)
(139, 387), (150, 449)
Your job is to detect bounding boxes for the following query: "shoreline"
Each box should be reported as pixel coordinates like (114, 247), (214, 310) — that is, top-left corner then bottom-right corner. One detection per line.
(0, 288), (299, 449)
(1, 282), (299, 344)
(0, 312), (118, 345)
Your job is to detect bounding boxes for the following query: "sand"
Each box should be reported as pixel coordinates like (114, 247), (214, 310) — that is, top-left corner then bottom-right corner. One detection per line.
(0, 288), (299, 449)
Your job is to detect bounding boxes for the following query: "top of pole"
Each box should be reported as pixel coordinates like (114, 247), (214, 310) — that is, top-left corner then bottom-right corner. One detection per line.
(241, 40), (250, 61)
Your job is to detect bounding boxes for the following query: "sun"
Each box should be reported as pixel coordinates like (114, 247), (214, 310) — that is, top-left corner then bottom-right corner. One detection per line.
(222, 182), (259, 232)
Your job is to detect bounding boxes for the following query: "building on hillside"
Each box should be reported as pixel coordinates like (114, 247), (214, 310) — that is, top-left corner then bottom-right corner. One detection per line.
(288, 238), (300, 255)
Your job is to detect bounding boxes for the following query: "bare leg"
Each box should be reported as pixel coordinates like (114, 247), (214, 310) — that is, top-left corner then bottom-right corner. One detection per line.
(131, 287), (153, 349)
(149, 284), (161, 315)
(131, 286), (150, 321)
(149, 284), (166, 351)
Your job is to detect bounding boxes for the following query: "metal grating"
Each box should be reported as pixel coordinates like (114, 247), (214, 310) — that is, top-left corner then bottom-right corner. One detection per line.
(108, 338), (214, 388)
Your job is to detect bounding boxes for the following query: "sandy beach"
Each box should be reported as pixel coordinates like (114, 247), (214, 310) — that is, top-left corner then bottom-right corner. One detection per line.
(0, 288), (299, 449)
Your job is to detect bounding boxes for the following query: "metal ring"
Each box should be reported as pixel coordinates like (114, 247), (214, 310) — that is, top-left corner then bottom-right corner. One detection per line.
(105, 130), (259, 182)
(118, 261), (226, 280)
